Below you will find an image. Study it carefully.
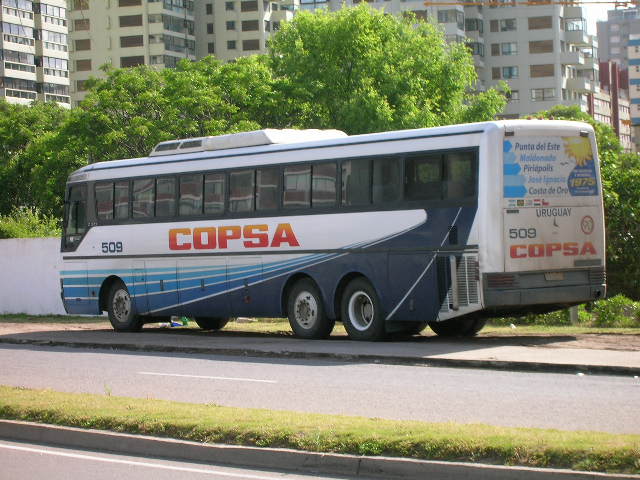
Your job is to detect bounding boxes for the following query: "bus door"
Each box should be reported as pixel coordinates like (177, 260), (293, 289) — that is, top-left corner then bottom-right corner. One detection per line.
(178, 258), (230, 316)
(227, 256), (263, 316)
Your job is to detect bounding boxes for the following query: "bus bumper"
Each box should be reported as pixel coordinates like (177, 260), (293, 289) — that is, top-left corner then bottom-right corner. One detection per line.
(483, 268), (606, 309)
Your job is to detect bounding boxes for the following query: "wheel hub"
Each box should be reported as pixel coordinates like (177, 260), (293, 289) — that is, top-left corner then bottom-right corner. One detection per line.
(294, 291), (317, 329)
(348, 291), (374, 332)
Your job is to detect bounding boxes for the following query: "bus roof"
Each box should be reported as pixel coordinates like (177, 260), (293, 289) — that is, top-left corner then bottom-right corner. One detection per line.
(68, 120), (594, 180)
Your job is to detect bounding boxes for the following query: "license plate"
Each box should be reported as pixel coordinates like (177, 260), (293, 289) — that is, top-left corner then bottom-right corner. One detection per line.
(545, 272), (564, 281)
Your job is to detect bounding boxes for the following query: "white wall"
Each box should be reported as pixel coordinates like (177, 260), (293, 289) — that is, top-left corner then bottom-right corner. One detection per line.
(0, 237), (67, 315)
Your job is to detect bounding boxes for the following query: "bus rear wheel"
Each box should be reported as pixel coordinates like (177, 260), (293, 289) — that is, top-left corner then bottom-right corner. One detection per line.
(429, 317), (486, 337)
(107, 281), (143, 332)
(194, 317), (230, 331)
(341, 278), (386, 341)
(287, 279), (334, 339)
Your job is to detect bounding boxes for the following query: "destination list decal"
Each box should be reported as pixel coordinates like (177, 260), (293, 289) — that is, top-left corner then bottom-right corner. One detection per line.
(503, 136), (598, 204)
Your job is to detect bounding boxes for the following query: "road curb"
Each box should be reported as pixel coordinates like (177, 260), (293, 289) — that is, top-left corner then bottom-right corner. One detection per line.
(0, 337), (638, 377)
(1, 420), (638, 479)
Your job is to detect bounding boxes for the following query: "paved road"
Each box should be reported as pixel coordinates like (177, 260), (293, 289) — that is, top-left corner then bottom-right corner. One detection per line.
(0, 439), (363, 480)
(1, 344), (638, 433)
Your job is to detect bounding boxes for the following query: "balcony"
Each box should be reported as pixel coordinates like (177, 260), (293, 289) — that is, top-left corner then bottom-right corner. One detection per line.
(565, 29), (590, 46)
(566, 76), (592, 92)
(560, 50), (584, 66)
(563, 6), (584, 18)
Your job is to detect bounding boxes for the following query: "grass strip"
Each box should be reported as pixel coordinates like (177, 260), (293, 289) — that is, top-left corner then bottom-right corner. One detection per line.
(0, 385), (638, 474)
(0, 314), (106, 324)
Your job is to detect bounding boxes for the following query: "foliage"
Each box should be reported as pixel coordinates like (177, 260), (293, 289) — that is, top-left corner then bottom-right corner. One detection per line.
(268, 5), (507, 134)
(531, 105), (640, 299)
(491, 295), (640, 328)
(0, 100), (70, 217)
(0, 207), (61, 239)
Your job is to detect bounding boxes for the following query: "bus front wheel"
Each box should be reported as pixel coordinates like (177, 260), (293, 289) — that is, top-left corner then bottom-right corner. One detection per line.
(429, 317), (486, 337)
(107, 281), (143, 332)
(287, 279), (334, 339)
(341, 278), (386, 341)
(194, 317), (229, 331)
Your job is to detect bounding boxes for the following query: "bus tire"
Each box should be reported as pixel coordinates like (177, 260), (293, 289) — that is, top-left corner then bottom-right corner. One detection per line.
(341, 278), (386, 341)
(287, 279), (334, 339)
(194, 317), (229, 331)
(429, 317), (486, 337)
(107, 281), (143, 332)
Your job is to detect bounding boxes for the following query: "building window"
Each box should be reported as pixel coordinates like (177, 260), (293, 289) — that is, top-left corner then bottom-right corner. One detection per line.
(207, 42), (215, 54)
(75, 39), (91, 51)
(528, 16), (552, 29)
(242, 39), (260, 51)
(531, 88), (556, 101)
(465, 18), (483, 33)
(502, 66), (518, 79)
(501, 42), (517, 55)
(73, 0), (89, 10)
(118, 0), (141, 6)
(492, 67), (500, 79)
(75, 59), (92, 71)
(226, 21), (235, 30)
(529, 40), (553, 54)
(530, 64), (554, 78)
(206, 3), (213, 14)
(76, 79), (88, 91)
(242, 20), (259, 31)
(241, 0), (258, 12)
(499, 18), (516, 31)
(73, 19), (90, 30)
(225, 1), (234, 10)
(120, 56), (145, 67)
(119, 15), (143, 27)
(507, 90), (519, 101)
(227, 40), (236, 50)
(467, 42), (484, 57)
(120, 35), (144, 48)
(207, 23), (214, 34)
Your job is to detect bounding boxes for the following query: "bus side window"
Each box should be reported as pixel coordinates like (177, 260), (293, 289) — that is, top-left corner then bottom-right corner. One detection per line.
(445, 152), (476, 199)
(283, 165), (311, 209)
(229, 169), (255, 213)
(256, 167), (279, 211)
(156, 177), (176, 217)
(114, 181), (129, 220)
(373, 157), (402, 204)
(132, 178), (155, 218)
(312, 162), (337, 208)
(405, 154), (442, 201)
(204, 173), (225, 215)
(179, 174), (203, 216)
(341, 158), (371, 206)
(95, 182), (114, 221)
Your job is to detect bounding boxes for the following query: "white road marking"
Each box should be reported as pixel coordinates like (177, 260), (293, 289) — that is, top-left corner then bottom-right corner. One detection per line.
(138, 371), (277, 384)
(0, 442), (288, 479)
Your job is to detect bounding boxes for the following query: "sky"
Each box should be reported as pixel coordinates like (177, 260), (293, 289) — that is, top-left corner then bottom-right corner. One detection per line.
(582, 3), (614, 34)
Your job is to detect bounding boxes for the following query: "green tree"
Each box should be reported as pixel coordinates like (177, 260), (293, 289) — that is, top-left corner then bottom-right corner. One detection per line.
(268, 5), (507, 134)
(0, 99), (69, 216)
(533, 105), (640, 299)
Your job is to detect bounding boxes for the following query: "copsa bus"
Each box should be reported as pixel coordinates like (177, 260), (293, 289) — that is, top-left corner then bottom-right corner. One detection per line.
(60, 120), (606, 341)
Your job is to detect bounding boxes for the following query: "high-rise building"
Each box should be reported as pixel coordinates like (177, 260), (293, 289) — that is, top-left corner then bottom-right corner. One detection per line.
(0, 0), (70, 106)
(68, 0), (196, 105)
(596, 8), (640, 149)
(195, 1), (294, 62)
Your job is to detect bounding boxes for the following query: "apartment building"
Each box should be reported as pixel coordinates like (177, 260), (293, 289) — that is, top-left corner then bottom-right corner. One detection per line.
(195, 1), (294, 62)
(596, 60), (633, 151)
(0, 0), (69, 106)
(68, 0), (196, 105)
(596, 9), (640, 149)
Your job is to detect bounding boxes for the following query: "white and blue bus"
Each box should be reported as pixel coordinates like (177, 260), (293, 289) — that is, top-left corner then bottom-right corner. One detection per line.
(60, 120), (606, 340)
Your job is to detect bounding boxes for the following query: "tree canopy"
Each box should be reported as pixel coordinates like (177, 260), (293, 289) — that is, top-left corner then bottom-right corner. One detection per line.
(268, 5), (506, 134)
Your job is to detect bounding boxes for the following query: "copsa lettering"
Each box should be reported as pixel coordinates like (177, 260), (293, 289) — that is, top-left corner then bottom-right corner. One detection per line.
(510, 242), (597, 259)
(169, 223), (300, 250)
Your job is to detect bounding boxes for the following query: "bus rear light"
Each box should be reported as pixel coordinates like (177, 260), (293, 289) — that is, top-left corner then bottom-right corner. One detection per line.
(486, 273), (517, 288)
